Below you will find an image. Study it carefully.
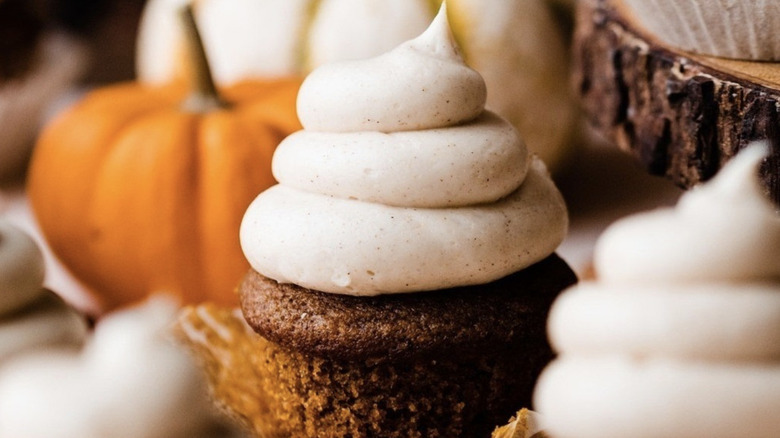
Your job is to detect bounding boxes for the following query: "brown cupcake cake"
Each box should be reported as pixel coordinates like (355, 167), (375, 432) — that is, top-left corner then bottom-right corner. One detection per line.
(237, 6), (574, 437)
(240, 256), (574, 437)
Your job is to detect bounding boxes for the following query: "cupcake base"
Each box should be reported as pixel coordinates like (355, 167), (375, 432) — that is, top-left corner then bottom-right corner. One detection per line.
(239, 254), (576, 437)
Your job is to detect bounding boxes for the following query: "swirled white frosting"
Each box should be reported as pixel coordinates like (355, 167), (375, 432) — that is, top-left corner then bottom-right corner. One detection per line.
(240, 5), (567, 296)
(534, 144), (780, 438)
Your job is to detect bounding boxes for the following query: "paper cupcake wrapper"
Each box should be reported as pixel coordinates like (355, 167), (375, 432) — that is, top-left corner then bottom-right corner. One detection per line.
(623, 0), (780, 61)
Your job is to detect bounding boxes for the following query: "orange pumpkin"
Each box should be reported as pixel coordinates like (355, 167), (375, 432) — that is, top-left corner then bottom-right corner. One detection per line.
(27, 7), (301, 311)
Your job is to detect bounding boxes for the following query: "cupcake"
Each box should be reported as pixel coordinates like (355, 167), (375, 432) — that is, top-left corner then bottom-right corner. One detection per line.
(534, 143), (780, 437)
(622, 0), (780, 60)
(237, 5), (575, 437)
(0, 219), (87, 361)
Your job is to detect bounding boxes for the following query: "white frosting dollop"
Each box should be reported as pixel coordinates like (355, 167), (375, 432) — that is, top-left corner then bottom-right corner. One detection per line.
(240, 5), (567, 295)
(534, 143), (780, 438)
(0, 297), (244, 438)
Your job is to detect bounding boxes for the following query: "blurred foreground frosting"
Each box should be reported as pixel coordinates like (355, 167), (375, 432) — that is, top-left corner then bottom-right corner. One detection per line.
(0, 298), (244, 438)
(240, 6), (568, 295)
(535, 143), (780, 438)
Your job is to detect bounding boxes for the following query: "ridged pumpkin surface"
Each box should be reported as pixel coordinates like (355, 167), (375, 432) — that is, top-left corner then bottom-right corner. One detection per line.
(27, 78), (301, 310)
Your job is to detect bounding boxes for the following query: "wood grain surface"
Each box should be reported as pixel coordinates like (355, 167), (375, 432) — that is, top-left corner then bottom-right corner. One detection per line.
(574, 0), (780, 203)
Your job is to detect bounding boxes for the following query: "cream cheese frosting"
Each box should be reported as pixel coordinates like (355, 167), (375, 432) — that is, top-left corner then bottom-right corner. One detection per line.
(534, 144), (780, 438)
(240, 5), (567, 295)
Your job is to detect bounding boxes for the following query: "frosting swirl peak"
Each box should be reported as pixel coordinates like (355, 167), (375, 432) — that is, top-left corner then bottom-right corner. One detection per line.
(595, 144), (780, 284)
(296, 4), (487, 133)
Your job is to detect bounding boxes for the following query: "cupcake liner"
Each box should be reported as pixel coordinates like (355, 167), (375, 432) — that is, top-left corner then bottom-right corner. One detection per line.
(623, 0), (780, 60)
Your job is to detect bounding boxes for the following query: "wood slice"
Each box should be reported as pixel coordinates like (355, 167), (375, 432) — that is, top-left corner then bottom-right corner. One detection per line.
(573, 0), (780, 203)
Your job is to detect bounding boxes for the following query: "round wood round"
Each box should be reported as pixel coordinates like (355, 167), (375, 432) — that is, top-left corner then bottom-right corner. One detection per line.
(574, 0), (780, 203)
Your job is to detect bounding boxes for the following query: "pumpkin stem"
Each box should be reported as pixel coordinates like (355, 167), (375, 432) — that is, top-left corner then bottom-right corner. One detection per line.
(179, 4), (228, 112)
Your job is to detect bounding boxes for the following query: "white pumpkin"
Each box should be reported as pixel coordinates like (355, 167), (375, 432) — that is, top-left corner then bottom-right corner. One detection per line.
(0, 219), (87, 362)
(0, 219), (45, 313)
(135, 0), (580, 172)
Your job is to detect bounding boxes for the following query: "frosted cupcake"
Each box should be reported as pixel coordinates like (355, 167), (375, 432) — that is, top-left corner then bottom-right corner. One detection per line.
(534, 143), (780, 438)
(622, 0), (780, 60)
(238, 5), (574, 437)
